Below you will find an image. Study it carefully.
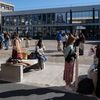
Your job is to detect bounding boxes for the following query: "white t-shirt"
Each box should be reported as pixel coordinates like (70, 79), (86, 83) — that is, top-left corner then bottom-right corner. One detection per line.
(62, 35), (68, 42)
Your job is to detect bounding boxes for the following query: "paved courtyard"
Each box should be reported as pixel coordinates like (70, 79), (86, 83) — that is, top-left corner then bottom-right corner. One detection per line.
(0, 40), (97, 87)
(0, 40), (99, 100)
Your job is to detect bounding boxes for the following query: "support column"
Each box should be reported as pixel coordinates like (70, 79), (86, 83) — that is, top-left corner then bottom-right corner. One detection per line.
(70, 9), (73, 34)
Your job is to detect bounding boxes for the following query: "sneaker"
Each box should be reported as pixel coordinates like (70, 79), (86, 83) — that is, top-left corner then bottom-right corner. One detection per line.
(65, 86), (73, 92)
(5, 48), (8, 50)
(65, 86), (76, 93)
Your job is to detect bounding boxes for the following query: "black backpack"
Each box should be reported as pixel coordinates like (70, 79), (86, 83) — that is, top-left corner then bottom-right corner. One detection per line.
(65, 49), (76, 63)
(77, 78), (94, 95)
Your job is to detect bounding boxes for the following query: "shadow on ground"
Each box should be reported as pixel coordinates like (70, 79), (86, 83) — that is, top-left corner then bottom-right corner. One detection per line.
(86, 41), (100, 45)
(0, 80), (11, 84)
(45, 50), (58, 53)
(49, 54), (64, 57)
(0, 83), (97, 100)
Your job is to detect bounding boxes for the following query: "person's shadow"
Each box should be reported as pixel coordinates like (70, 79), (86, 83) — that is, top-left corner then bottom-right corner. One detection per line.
(0, 86), (97, 100)
(0, 87), (65, 98)
(45, 93), (97, 100)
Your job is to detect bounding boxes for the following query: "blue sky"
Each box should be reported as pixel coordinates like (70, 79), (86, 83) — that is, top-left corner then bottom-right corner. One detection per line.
(3, 0), (100, 11)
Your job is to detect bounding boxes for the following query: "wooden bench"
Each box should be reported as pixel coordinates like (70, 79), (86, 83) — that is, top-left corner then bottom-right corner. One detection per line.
(0, 59), (38, 82)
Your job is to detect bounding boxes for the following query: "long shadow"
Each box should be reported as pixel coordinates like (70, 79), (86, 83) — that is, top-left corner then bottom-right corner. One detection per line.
(0, 88), (65, 98)
(29, 50), (58, 53)
(0, 85), (97, 100)
(86, 41), (100, 45)
(44, 50), (58, 53)
(45, 93), (97, 100)
(0, 80), (11, 84)
(49, 54), (64, 57)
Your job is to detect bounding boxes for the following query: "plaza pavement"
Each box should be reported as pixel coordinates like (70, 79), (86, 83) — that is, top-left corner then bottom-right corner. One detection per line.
(0, 40), (94, 87)
(0, 40), (99, 100)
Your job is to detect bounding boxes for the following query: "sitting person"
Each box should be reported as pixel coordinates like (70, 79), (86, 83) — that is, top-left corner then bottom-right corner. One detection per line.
(11, 33), (23, 59)
(35, 39), (47, 69)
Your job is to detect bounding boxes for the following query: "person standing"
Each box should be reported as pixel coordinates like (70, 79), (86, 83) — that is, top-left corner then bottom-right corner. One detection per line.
(79, 33), (85, 55)
(3, 32), (10, 50)
(35, 39), (47, 69)
(56, 31), (62, 51)
(63, 34), (76, 90)
(61, 32), (68, 50)
(0, 33), (4, 49)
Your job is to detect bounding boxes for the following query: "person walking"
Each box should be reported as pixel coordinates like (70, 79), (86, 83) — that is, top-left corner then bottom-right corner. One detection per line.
(0, 33), (4, 49)
(79, 33), (85, 55)
(61, 32), (68, 50)
(63, 34), (76, 91)
(56, 31), (62, 51)
(3, 32), (10, 50)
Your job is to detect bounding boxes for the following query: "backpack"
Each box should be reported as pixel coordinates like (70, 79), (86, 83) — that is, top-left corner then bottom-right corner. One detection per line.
(77, 78), (94, 95)
(65, 49), (76, 63)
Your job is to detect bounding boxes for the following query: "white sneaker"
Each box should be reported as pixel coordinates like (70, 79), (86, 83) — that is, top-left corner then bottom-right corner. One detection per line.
(65, 86), (76, 93)
(65, 86), (73, 92)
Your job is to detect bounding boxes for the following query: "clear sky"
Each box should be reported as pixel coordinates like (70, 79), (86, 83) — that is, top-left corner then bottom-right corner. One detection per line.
(2, 0), (100, 11)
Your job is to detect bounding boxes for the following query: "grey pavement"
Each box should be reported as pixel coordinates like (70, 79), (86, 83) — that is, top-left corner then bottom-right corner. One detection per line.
(0, 40), (99, 100)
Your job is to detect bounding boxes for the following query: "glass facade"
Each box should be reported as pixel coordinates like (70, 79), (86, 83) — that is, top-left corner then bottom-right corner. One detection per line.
(1, 6), (100, 40)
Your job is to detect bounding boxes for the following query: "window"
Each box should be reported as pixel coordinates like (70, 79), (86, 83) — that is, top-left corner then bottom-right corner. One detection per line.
(55, 13), (66, 23)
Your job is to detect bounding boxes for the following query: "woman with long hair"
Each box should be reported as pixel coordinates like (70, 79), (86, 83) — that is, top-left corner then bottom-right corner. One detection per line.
(11, 33), (22, 59)
(35, 39), (47, 69)
(63, 34), (76, 91)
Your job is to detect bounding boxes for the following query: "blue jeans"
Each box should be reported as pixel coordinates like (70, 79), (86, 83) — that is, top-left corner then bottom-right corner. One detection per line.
(4, 40), (9, 49)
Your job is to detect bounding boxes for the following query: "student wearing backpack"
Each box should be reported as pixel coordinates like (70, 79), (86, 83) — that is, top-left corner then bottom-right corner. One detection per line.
(63, 34), (76, 91)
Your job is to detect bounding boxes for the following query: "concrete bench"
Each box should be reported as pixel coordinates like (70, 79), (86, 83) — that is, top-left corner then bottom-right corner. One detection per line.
(0, 59), (38, 82)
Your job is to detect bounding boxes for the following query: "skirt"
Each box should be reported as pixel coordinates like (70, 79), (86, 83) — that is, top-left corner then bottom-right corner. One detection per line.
(63, 61), (74, 85)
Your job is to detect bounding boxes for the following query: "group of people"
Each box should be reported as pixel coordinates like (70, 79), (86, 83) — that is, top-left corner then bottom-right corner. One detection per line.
(56, 31), (85, 55)
(6, 32), (47, 70)
(2, 31), (100, 98)
(62, 31), (100, 99)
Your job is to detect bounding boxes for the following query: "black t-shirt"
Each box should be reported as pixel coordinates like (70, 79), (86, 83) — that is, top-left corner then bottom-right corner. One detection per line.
(74, 38), (80, 47)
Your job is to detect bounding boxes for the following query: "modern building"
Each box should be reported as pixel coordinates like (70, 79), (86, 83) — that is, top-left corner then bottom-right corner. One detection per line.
(1, 4), (100, 40)
(0, 1), (14, 32)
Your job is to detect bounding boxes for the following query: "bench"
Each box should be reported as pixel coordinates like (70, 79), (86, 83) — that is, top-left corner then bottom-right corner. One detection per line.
(0, 59), (38, 82)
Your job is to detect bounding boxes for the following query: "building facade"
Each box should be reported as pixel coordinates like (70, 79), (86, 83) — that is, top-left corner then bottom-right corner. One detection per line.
(1, 4), (100, 40)
(0, 1), (14, 32)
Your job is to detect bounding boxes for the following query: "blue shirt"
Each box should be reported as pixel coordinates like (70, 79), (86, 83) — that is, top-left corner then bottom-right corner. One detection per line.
(56, 32), (62, 41)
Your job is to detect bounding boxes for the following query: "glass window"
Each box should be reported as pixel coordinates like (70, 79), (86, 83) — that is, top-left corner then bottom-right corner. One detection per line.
(67, 13), (70, 23)
(95, 11), (99, 19)
(55, 13), (66, 23)
(72, 11), (93, 19)
(72, 11), (93, 24)
(37, 14), (42, 24)
(33, 14), (38, 24)
(18, 16), (22, 25)
(42, 14), (46, 24)
(47, 13), (51, 24)
(51, 13), (55, 24)
(21, 16), (25, 25)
